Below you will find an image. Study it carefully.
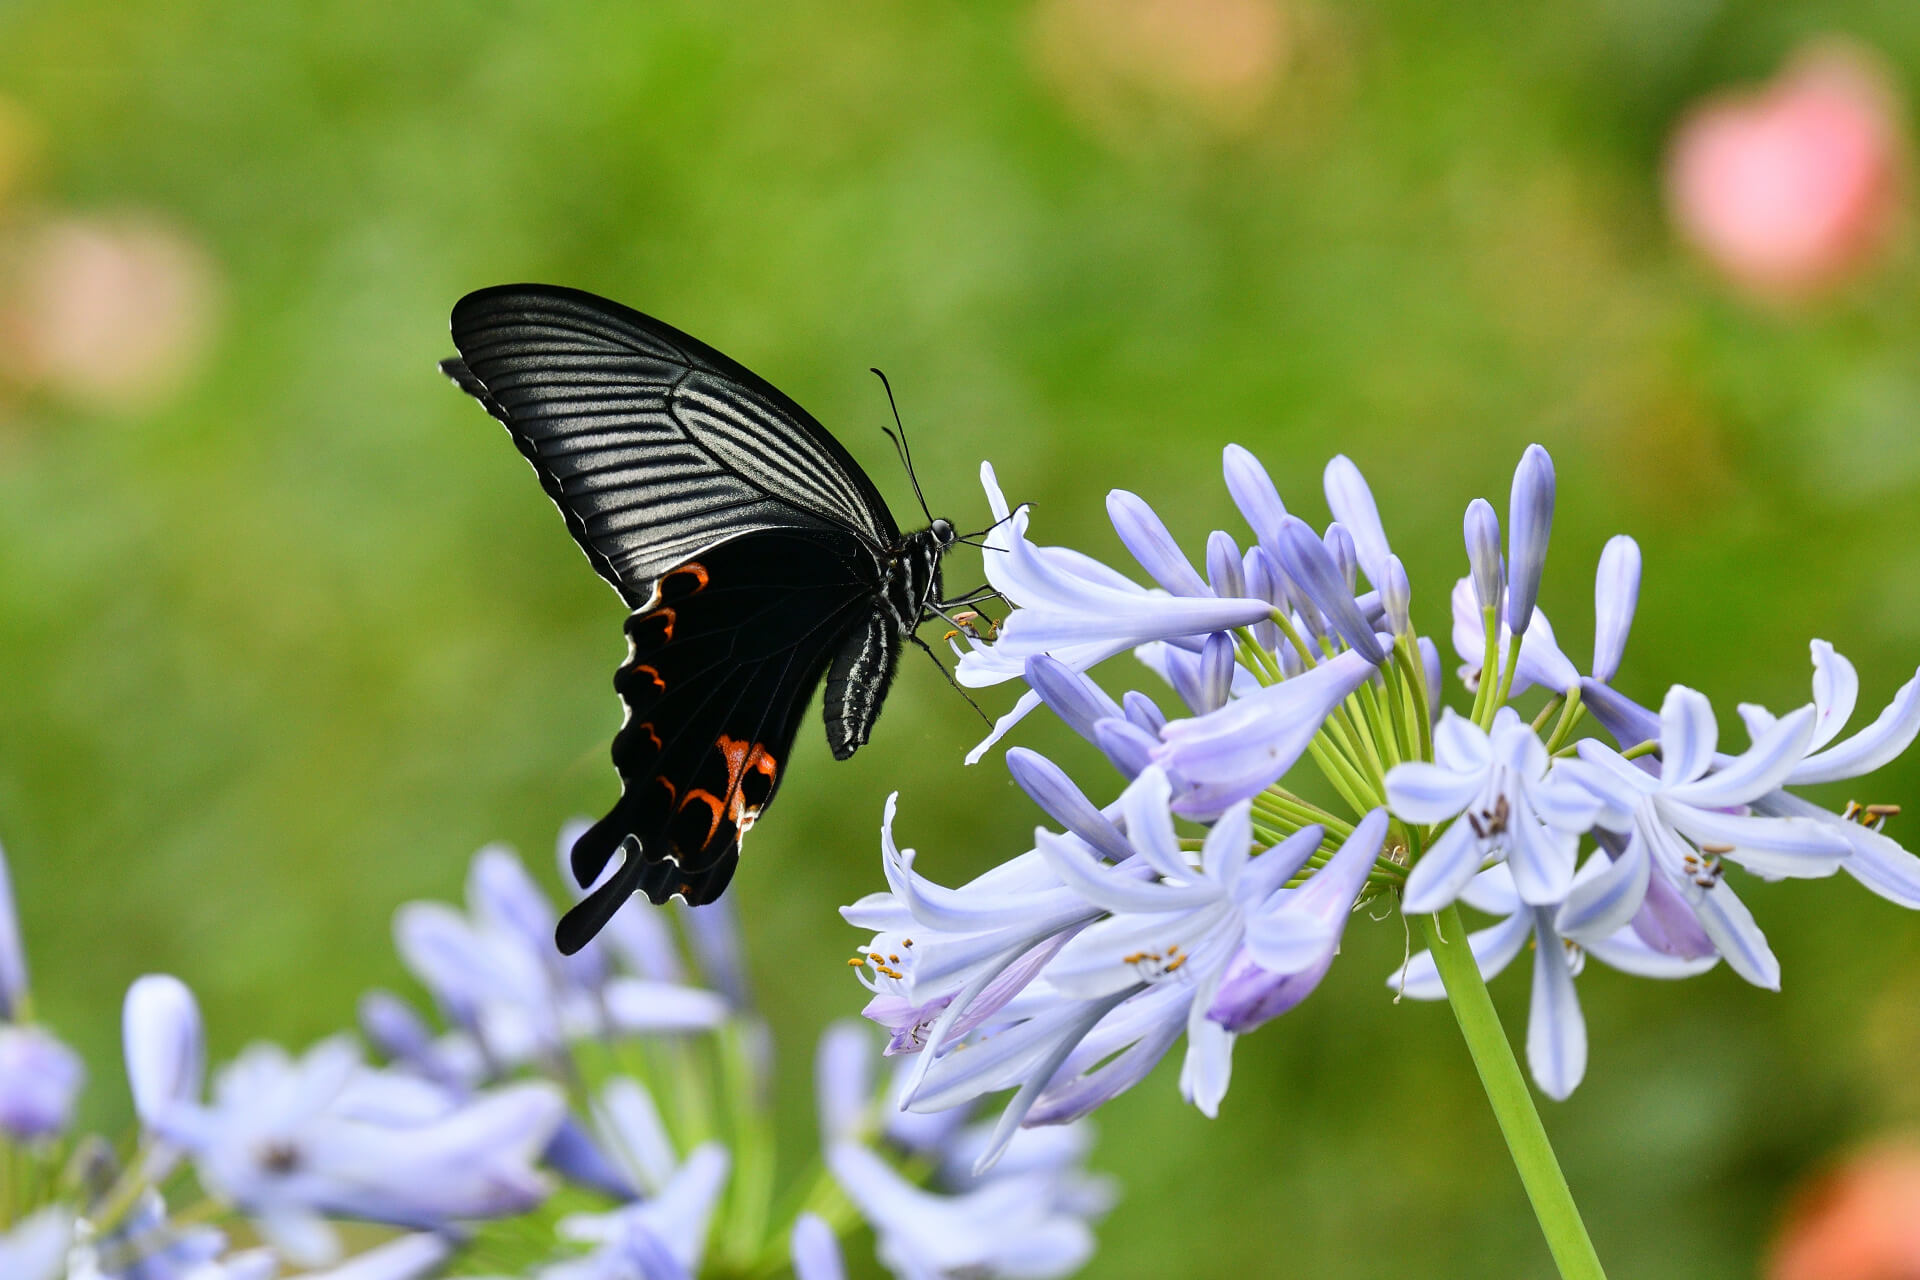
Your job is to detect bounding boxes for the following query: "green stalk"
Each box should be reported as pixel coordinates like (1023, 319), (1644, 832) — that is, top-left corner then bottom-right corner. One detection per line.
(1419, 906), (1607, 1280)
(1544, 685), (1587, 755)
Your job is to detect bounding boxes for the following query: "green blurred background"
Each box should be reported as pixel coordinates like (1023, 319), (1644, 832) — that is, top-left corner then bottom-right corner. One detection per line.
(3, 1), (1920, 1275)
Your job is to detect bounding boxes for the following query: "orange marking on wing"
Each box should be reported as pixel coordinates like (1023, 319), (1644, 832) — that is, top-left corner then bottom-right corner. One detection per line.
(629, 663), (664, 691)
(643, 606), (676, 642)
(654, 776), (678, 803)
(680, 788), (727, 846)
(704, 736), (782, 844)
(663, 562), (710, 597)
(637, 723), (663, 751)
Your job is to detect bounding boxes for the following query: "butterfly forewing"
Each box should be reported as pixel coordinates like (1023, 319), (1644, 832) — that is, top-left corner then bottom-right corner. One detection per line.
(445, 285), (951, 955)
(447, 285), (898, 604)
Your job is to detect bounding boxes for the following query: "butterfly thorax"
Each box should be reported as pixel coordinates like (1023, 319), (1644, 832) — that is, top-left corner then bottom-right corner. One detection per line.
(881, 517), (955, 636)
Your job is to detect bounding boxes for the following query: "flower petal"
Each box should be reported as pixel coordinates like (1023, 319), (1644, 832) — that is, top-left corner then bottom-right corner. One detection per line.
(1525, 911), (1586, 1101)
(1659, 686), (1719, 785)
(1400, 819), (1484, 915)
(1590, 535), (1640, 684)
(1108, 490), (1209, 596)
(1554, 831), (1651, 942)
(1790, 665), (1920, 785)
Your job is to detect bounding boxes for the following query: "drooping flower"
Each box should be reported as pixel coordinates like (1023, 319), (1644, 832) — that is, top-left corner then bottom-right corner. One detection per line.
(828, 1140), (1095, 1280)
(955, 463), (1274, 761)
(1395, 863), (1718, 1098)
(1555, 688), (1852, 989)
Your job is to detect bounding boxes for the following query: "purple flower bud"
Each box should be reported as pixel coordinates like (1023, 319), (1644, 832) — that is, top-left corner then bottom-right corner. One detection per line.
(1205, 531), (1244, 599)
(0, 840), (27, 1020)
(1007, 748), (1133, 862)
(1271, 517), (1385, 665)
(1223, 444), (1288, 553)
(1242, 547), (1282, 653)
(1381, 555), (1411, 637)
(1323, 523), (1359, 593)
(1024, 655), (1124, 745)
(1506, 444), (1555, 635)
(1107, 491), (1208, 596)
(359, 989), (435, 1065)
(1591, 535), (1640, 684)
(1092, 718), (1159, 780)
(1463, 498), (1503, 615)
(1420, 636), (1442, 723)
(1323, 455), (1393, 588)
(123, 974), (204, 1130)
(1195, 633), (1236, 714)
(1209, 810), (1388, 1032)
(1122, 690), (1166, 735)
(1158, 649), (1381, 813)
(0, 1025), (83, 1140)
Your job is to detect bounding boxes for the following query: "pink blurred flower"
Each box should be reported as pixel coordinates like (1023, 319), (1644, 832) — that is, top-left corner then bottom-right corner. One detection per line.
(5, 214), (219, 411)
(1666, 44), (1907, 302)
(1770, 1142), (1920, 1280)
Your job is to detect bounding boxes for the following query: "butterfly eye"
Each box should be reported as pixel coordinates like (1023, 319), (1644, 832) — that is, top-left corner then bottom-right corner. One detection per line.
(931, 518), (955, 544)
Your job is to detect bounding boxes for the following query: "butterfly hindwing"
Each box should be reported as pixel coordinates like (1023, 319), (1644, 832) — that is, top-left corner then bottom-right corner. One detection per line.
(555, 530), (876, 953)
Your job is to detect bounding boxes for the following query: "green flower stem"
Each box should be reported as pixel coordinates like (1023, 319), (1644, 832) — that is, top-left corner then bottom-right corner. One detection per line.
(1419, 906), (1607, 1280)
(1252, 789), (1355, 839)
(1544, 685), (1587, 755)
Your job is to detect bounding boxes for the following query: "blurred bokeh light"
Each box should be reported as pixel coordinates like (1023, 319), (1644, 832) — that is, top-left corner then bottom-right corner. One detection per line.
(1, 3), (1919, 1277)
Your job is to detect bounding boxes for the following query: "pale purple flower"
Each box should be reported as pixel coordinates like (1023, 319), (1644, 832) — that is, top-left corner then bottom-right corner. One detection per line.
(304, 1233), (454, 1280)
(1156, 648), (1383, 815)
(124, 974), (206, 1130)
(393, 847), (727, 1070)
(1591, 536), (1641, 684)
(1463, 498), (1502, 616)
(844, 791), (1104, 1069)
(955, 463), (1273, 762)
(1270, 516), (1385, 664)
(157, 1034), (564, 1265)
(0, 1207), (69, 1280)
(0, 1024), (83, 1140)
(1204, 810), (1390, 1033)
(1740, 642), (1920, 908)
(1323, 454), (1394, 590)
(1555, 688), (1851, 989)
(828, 1140), (1095, 1280)
(0, 838), (26, 1020)
(1506, 443), (1555, 636)
(1395, 863), (1717, 1099)
(791, 1213), (846, 1280)
(1386, 709), (1601, 911)
(1450, 577), (1579, 697)
(546, 1143), (729, 1280)
(1222, 443), (1288, 554)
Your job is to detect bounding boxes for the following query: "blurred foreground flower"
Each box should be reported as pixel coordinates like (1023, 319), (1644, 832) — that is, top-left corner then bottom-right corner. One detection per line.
(1667, 42), (1907, 302)
(1771, 1142), (1920, 1280)
(850, 440), (1920, 1278)
(0, 825), (1113, 1277)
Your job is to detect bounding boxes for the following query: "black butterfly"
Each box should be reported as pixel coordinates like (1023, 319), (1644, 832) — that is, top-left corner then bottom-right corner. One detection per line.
(441, 285), (979, 954)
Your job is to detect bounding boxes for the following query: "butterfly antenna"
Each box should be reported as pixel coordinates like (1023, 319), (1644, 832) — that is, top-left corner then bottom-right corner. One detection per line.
(870, 367), (935, 526)
(907, 631), (995, 728)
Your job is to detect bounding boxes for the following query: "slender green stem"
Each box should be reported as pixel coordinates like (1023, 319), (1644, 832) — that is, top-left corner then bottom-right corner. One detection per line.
(1544, 686), (1587, 755)
(1419, 906), (1606, 1280)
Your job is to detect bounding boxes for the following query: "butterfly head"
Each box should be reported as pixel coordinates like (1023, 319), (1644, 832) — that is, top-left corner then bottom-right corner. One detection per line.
(929, 517), (956, 549)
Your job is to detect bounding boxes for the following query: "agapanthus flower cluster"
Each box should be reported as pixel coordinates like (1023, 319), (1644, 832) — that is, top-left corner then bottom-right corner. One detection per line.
(0, 824), (1113, 1279)
(847, 442), (1920, 1156)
